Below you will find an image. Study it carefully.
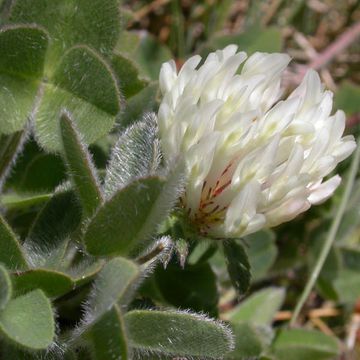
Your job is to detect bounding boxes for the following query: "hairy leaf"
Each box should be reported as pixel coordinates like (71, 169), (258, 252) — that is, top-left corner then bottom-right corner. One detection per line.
(20, 153), (66, 192)
(12, 268), (74, 298)
(0, 192), (52, 210)
(0, 265), (12, 311)
(119, 82), (159, 128)
(85, 168), (183, 256)
(0, 289), (55, 350)
(10, 0), (120, 67)
(86, 305), (129, 360)
(25, 189), (81, 267)
(53, 47), (121, 116)
(0, 25), (48, 78)
(112, 52), (148, 99)
(0, 214), (27, 270)
(0, 25), (48, 134)
(36, 46), (121, 152)
(125, 310), (234, 358)
(84, 257), (139, 322)
(60, 112), (103, 218)
(75, 258), (138, 355)
(104, 114), (161, 197)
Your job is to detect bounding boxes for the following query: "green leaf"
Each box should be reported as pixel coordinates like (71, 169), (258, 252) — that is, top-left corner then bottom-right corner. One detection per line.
(134, 34), (172, 80)
(0, 25), (48, 78)
(226, 287), (285, 326)
(85, 168), (184, 256)
(246, 230), (277, 281)
(25, 189), (81, 267)
(0, 214), (27, 270)
(12, 269), (73, 298)
(0, 345), (77, 360)
(335, 81), (360, 115)
(119, 82), (159, 128)
(204, 26), (282, 56)
(0, 193), (52, 210)
(0, 130), (27, 191)
(334, 268), (360, 304)
(9, 0), (120, 67)
(86, 305), (129, 360)
(75, 258), (137, 357)
(0, 265), (12, 311)
(125, 310), (234, 358)
(341, 247), (360, 271)
(86, 257), (139, 320)
(3, 139), (42, 189)
(187, 241), (217, 265)
(273, 329), (340, 360)
(337, 181), (360, 242)
(155, 262), (219, 317)
(114, 31), (141, 56)
(0, 289), (55, 350)
(112, 52), (148, 99)
(223, 240), (251, 295)
(225, 323), (270, 360)
(0, 75), (38, 135)
(60, 112), (103, 218)
(20, 153), (66, 192)
(68, 259), (105, 287)
(104, 115), (161, 197)
(36, 45), (121, 152)
(53, 46), (121, 116)
(0, 25), (48, 134)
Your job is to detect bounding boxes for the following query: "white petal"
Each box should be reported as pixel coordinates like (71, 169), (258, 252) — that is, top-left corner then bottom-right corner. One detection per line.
(266, 197), (310, 227)
(308, 175), (341, 204)
(178, 55), (202, 77)
(242, 52), (291, 76)
(159, 60), (177, 93)
(332, 137), (356, 162)
(225, 181), (260, 234)
(218, 44), (239, 60)
(291, 69), (323, 110)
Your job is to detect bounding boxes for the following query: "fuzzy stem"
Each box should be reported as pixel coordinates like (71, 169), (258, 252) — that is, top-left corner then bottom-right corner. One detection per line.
(290, 138), (360, 327)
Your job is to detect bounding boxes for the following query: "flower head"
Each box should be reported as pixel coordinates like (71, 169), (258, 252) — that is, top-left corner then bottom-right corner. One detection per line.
(157, 45), (356, 238)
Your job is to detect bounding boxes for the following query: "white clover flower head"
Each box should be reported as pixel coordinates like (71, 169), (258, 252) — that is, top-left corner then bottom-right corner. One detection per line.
(157, 45), (356, 238)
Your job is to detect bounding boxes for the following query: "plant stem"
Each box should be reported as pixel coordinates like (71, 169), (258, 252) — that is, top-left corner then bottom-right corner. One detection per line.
(290, 138), (360, 327)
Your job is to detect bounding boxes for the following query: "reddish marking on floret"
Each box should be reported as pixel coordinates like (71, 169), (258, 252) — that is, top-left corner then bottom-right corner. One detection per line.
(213, 180), (231, 197)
